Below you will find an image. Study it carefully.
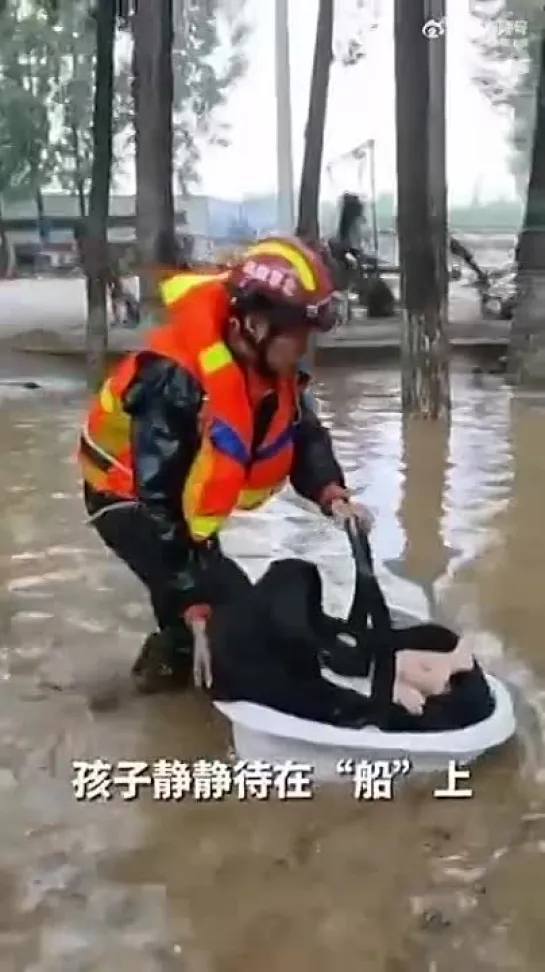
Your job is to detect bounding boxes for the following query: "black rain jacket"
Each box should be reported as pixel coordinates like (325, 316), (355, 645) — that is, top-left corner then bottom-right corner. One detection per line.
(84, 351), (345, 611)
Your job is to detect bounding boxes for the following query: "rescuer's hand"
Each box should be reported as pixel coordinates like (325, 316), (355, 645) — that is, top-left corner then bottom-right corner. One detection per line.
(183, 607), (213, 690)
(330, 497), (374, 533)
(191, 619), (212, 689)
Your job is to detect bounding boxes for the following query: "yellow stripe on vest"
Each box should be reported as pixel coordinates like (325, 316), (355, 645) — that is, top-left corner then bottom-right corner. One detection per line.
(99, 381), (115, 413)
(189, 515), (223, 540)
(199, 341), (232, 375)
(183, 440), (217, 541)
(188, 492), (273, 540)
(159, 272), (227, 307)
(186, 486), (281, 541)
(238, 487), (274, 509)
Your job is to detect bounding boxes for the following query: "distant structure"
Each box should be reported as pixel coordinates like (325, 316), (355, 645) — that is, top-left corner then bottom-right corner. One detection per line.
(2, 193), (253, 247)
(2, 193), (344, 247)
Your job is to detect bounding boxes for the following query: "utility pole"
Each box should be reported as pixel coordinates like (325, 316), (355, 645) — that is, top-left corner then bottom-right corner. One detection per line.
(394, 0), (450, 419)
(274, 0), (295, 232)
(367, 139), (379, 256)
(427, 0), (448, 347)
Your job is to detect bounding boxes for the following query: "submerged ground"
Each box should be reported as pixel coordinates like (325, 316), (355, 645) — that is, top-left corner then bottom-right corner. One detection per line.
(0, 358), (544, 970)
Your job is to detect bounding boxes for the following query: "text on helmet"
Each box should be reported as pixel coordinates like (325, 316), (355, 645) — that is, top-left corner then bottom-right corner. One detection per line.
(242, 259), (298, 298)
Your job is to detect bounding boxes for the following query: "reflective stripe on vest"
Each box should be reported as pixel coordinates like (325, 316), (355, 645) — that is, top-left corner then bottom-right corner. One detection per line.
(209, 418), (250, 466)
(78, 367), (135, 494)
(207, 418), (295, 467)
(197, 340), (254, 467)
(188, 486), (280, 541)
(255, 426), (294, 461)
(79, 272), (296, 539)
(159, 272), (227, 307)
(181, 327), (296, 538)
(80, 427), (130, 477)
(198, 340), (233, 376)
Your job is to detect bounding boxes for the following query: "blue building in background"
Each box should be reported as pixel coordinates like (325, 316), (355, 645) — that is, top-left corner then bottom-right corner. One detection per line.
(205, 195), (278, 238)
(3, 192), (281, 246)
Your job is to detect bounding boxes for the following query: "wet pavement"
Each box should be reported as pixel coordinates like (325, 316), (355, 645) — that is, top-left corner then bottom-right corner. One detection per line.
(1, 363), (545, 970)
(0, 270), (501, 349)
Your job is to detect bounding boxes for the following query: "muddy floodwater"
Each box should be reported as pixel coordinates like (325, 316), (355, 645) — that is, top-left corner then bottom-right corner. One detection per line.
(2, 361), (545, 971)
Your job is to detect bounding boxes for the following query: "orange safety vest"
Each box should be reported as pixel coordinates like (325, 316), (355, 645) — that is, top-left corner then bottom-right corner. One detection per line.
(78, 272), (299, 542)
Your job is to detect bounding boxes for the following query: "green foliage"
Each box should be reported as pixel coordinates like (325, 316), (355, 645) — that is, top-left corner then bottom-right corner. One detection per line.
(472, 0), (544, 193)
(0, 0), (248, 207)
(0, 82), (40, 197)
(334, 0), (380, 67)
(52, 10), (131, 211)
(53, 25), (97, 207)
(0, 0), (131, 212)
(0, 3), (58, 200)
(171, 0), (249, 191)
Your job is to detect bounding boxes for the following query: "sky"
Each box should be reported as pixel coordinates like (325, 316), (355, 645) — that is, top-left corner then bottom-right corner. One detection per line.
(197, 0), (517, 204)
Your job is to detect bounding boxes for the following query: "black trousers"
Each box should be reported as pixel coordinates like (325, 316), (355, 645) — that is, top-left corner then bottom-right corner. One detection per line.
(87, 498), (252, 632)
(89, 503), (190, 631)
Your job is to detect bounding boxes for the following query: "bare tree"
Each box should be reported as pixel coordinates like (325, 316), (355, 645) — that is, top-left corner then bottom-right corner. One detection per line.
(85, 0), (116, 390)
(133, 0), (175, 320)
(394, 0), (450, 419)
(296, 0), (334, 241)
(508, 29), (545, 384)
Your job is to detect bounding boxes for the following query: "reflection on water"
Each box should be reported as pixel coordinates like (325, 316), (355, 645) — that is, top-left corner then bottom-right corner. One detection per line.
(1, 368), (545, 969)
(385, 420), (455, 622)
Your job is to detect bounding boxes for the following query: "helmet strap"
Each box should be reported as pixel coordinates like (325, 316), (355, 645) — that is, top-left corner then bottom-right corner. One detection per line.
(240, 314), (275, 377)
(226, 313), (273, 377)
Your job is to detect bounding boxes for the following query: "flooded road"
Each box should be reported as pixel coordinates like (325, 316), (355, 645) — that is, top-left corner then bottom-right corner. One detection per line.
(1, 363), (545, 970)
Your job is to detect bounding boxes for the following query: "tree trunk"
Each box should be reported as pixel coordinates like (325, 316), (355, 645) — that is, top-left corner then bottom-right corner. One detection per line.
(35, 187), (47, 244)
(0, 197), (11, 277)
(133, 0), (174, 321)
(69, 119), (87, 218)
(508, 31), (545, 386)
(394, 0), (450, 419)
(296, 0), (334, 241)
(76, 177), (87, 219)
(85, 0), (115, 391)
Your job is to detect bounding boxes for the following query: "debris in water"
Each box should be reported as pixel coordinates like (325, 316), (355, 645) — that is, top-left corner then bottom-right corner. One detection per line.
(0, 379), (41, 390)
(419, 908), (452, 930)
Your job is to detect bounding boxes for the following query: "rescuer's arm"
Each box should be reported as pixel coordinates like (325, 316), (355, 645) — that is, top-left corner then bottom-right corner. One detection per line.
(122, 351), (216, 617)
(289, 379), (348, 512)
(290, 374), (374, 530)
